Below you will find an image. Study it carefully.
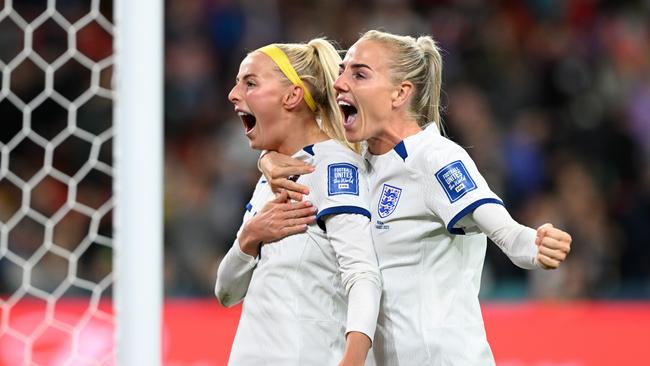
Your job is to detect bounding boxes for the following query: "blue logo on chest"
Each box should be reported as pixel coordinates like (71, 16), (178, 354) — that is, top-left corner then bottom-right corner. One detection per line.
(328, 163), (359, 196)
(435, 160), (477, 203)
(377, 184), (402, 218)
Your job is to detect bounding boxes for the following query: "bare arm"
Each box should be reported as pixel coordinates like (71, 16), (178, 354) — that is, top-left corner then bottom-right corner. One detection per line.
(339, 332), (372, 366)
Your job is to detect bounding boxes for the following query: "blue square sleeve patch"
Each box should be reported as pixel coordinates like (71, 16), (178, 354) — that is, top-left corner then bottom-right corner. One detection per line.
(435, 160), (477, 203)
(328, 163), (359, 196)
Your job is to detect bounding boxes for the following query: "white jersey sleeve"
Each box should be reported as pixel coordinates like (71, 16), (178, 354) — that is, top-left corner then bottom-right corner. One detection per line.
(301, 143), (380, 341)
(467, 203), (539, 269)
(423, 143), (503, 235)
(324, 214), (381, 342)
(303, 148), (371, 229)
(214, 186), (260, 307)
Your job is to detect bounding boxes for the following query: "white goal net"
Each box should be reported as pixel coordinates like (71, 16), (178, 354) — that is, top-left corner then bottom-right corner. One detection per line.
(0, 1), (116, 364)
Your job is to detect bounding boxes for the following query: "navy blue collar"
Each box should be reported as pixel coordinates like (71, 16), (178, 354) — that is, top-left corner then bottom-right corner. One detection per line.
(302, 144), (315, 156)
(393, 141), (408, 161)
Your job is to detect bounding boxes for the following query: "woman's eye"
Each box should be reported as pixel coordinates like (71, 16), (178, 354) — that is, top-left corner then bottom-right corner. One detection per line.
(246, 81), (255, 87)
(353, 72), (365, 80)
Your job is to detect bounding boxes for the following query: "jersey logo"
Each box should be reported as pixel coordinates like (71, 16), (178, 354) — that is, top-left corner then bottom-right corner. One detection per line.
(435, 160), (477, 203)
(377, 184), (402, 218)
(328, 163), (359, 196)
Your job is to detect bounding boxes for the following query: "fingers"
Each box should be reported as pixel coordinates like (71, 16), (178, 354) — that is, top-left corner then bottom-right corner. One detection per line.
(535, 223), (572, 270)
(265, 216), (314, 242)
(270, 189), (289, 203)
(286, 215), (317, 228)
(536, 223), (571, 243)
(536, 237), (569, 270)
(271, 152), (314, 169)
(543, 228), (572, 244)
(535, 223), (553, 243)
(272, 164), (315, 179)
(538, 244), (568, 262)
(286, 190), (304, 202)
(280, 223), (310, 236)
(536, 253), (560, 269)
(538, 235), (571, 252)
(536, 226), (572, 255)
(285, 200), (313, 210)
(271, 178), (310, 195)
(284, 205), (318, 220)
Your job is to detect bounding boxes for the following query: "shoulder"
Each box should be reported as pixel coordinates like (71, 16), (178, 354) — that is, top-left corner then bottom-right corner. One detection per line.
(410, 128), (472, 173)
(310, 140), (367, 172)
(302, 141), (371, 228)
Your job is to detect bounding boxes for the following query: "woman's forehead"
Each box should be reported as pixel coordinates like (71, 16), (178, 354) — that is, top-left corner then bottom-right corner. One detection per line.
(237, 51), (276, 78)
(344, 39), (389, 68)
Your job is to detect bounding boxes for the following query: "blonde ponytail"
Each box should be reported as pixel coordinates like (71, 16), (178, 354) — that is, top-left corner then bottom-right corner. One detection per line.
(266, 39), (359, 153)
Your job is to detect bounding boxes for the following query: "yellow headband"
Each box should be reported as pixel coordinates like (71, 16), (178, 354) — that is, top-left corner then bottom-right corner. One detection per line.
(257, 45), (317, 112)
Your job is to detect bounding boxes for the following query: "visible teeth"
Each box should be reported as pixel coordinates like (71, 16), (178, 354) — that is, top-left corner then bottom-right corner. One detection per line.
(238, 111), (251, 117)
(338, 101), (351, 107)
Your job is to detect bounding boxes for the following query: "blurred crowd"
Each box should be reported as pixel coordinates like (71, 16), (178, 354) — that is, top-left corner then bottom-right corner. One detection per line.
(163, 0), (650, 299)
(1, 0), (649, 300)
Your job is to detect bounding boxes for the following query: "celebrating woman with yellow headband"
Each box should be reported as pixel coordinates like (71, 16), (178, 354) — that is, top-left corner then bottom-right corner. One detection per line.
(215, 38), (381, 366)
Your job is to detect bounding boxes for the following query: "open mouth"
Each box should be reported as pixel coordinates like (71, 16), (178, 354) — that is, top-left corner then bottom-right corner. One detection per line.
(238, 111), (257, 133)
(338, 101), (358, 126)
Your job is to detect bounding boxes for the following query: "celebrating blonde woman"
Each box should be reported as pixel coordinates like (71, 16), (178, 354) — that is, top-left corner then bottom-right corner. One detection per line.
(215, 38), (381, 366)
(260, 30), (572, 365)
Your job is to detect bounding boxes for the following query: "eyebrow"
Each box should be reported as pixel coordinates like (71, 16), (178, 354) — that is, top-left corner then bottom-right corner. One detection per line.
(339, 63), (372, 71)
(235, 73), (256, 83)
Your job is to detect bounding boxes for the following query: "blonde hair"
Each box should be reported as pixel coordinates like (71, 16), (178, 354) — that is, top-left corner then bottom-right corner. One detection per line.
(257, 39), (359, 153)
(359, 30), (444, 131)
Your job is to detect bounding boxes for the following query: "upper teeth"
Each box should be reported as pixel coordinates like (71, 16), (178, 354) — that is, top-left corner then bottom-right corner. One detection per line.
(338, 101), (351, 107)
(238, 111), (251, 116)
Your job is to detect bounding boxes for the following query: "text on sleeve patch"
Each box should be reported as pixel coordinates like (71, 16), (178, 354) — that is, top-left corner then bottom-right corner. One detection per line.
(327, 163), (359, 196)
(435, 160), (477, 203)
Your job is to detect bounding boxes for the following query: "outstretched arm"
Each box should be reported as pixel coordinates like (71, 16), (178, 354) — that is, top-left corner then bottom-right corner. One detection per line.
(470, 204), (571, 270)
(259, 151), (315, 201)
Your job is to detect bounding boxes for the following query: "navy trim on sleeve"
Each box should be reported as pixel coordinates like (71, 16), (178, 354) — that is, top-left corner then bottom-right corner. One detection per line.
(393, 141), (408, 161)
(446, 198), (504, 235)
(315, 205), (371, 231)
(303, 144), (315, 156)
(245, 202), (253, 212)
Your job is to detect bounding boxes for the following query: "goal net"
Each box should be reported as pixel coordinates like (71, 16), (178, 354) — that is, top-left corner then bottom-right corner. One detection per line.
(0, 1), (161, 365)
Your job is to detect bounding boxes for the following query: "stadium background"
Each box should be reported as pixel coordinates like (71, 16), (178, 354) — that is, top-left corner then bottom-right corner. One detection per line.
(1, 0), (649, 365)
(163, 0), (650, 299)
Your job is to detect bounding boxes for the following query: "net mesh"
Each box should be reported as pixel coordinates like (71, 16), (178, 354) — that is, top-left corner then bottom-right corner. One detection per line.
(0, 0), (114, 364)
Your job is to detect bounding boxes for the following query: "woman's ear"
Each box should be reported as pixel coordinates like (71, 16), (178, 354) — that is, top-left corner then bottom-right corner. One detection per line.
(283, 85), (305, 110)
(391, 81), (414, 109)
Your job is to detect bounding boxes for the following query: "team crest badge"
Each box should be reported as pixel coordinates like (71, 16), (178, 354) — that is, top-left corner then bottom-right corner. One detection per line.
(378, 184), (402, 218)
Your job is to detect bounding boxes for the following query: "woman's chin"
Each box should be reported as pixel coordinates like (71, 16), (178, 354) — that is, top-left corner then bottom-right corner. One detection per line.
(344, 131), (364, 143)
(344, 125), (364, 143)
(246, 137), (261, 150)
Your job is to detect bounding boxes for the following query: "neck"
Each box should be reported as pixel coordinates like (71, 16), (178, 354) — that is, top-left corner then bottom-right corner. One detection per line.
(367, 115), (421, 155)
(276, 113), (329, 155)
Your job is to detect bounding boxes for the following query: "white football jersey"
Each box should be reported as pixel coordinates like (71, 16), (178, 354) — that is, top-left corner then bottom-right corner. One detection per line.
(365, 124), (502, 365)
(217, 139), (380, 366)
